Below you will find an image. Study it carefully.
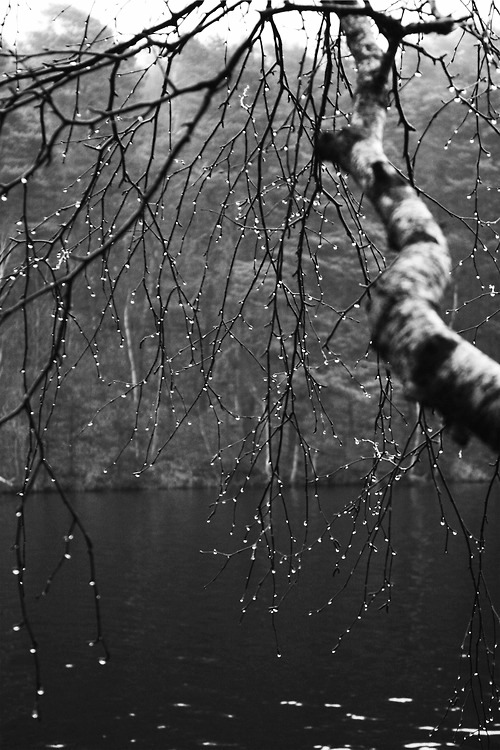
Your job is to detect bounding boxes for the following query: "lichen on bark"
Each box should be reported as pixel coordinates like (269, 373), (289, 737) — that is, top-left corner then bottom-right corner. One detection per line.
(317, 11), (500, 452)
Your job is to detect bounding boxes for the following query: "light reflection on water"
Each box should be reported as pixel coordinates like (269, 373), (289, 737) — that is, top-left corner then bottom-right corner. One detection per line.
(1, 483), (500, 750)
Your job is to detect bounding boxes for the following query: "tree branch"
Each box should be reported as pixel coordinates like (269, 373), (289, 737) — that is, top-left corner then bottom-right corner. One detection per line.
(317, 14), (500, 452)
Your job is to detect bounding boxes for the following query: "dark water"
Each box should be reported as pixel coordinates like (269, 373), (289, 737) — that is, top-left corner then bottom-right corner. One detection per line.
(1, 483), (500, 750)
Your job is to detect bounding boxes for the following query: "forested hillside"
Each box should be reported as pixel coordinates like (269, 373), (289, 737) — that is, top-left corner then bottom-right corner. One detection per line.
(0, 4), (498, 491)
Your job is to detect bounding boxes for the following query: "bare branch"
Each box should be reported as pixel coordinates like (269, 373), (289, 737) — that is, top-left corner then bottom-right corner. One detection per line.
(317, 13), (500, 450)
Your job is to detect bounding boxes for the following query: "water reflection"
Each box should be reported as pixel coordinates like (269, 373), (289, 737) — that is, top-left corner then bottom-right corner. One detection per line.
(1, 483), (500, 749)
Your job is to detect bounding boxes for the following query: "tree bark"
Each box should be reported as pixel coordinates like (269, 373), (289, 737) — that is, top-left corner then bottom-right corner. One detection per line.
(317, 15), (500, 453)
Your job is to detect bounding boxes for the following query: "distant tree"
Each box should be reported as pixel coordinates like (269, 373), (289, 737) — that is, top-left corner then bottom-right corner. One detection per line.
(1, 0), (500, 732)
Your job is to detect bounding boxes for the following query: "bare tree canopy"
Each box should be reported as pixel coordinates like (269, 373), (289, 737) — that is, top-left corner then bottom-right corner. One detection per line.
(1, 0), (500, 496)
(2, 0), (500, 734)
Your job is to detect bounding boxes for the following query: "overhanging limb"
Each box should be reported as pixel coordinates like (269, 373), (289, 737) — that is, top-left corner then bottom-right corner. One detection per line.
(317, 13), (500, 452)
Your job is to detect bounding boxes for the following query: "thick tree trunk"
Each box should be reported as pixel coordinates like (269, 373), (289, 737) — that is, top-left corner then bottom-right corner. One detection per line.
(317, 15), (500, 452)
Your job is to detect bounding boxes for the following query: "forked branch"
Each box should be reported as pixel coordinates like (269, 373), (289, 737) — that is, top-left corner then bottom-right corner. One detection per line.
(317, 14), (500, 452)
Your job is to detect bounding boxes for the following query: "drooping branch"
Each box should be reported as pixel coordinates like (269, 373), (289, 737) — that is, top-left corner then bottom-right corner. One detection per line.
(317, 14), (500, 452)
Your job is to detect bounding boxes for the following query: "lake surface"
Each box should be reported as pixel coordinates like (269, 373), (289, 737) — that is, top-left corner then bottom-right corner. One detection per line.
(1, 483), (500, 750)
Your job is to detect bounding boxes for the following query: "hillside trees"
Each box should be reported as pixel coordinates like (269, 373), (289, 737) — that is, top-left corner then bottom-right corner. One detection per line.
(2, 0), (500, 730)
